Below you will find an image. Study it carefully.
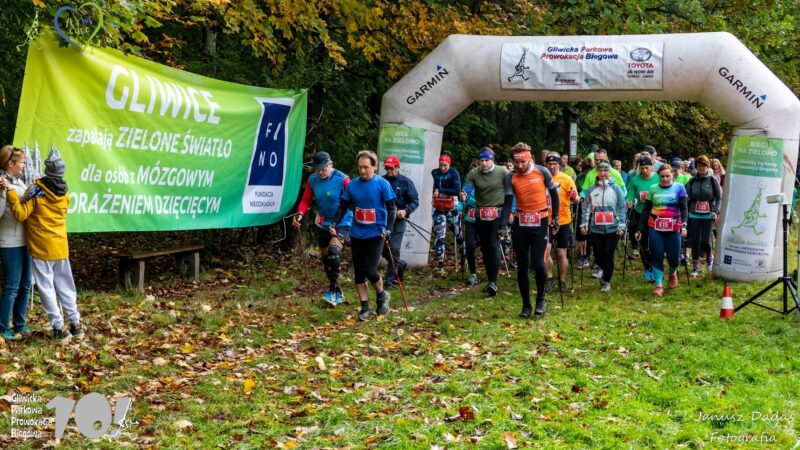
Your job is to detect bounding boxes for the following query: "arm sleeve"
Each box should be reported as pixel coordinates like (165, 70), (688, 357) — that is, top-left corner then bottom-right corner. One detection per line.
(0, 190), (7, 215)
(581, 188), (591, 227)
(404, 178), (419, 216)
(462, 170), (474, 193)
(7, 189), (34, 222)
(613, 170), (627, 197)
(500, 173), (514, 228)
(679, 196), (689, 225)
(333, 199), (351, 225)
(616, 186), (627, 231)
(385, 199), (397, 232)
(625, 179), (635, 203)
(711, 177), (722, 214)
(297, 180), (313, 215)
(538, 166), (559, 221)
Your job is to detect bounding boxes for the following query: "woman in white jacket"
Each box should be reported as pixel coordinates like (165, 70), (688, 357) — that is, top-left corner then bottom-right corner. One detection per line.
(0, 145), (32, 341)
(580, 162), (627, 292)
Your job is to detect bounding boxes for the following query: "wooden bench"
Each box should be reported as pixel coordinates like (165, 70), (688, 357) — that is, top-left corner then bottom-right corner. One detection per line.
(118, 244), (204, 291)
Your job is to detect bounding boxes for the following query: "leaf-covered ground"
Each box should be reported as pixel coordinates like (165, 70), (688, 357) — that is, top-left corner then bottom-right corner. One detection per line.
(1, 242), (800, 449)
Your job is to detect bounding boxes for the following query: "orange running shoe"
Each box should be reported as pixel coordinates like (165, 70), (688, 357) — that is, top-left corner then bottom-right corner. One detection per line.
(668, 272), (679, 289)
(653, 286), (664, 297)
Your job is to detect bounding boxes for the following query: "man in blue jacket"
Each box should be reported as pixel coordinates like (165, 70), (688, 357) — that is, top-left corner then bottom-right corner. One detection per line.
(431, 154), (462, 276)
(293, 151), (353, 305)
(382, 155), (419, 288)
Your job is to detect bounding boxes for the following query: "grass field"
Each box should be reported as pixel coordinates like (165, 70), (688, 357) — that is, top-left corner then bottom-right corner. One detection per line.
(1, 248), (800, 449)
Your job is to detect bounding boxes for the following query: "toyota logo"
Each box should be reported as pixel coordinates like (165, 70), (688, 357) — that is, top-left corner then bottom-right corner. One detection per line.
(630, 48), (652, 62)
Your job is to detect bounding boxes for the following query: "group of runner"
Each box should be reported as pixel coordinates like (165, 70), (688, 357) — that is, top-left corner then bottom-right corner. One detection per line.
(295, 144), (723, 320)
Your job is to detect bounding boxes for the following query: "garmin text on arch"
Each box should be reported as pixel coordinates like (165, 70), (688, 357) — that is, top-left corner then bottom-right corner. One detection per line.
(718, 66), (767, 109)
(406, 65), (450, 105)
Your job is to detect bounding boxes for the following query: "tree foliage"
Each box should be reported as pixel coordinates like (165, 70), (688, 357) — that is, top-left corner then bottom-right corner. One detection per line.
(0, 0), (797, 172)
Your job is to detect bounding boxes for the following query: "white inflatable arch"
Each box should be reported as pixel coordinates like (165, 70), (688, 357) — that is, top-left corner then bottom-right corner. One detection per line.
(378, 33), (799, 281)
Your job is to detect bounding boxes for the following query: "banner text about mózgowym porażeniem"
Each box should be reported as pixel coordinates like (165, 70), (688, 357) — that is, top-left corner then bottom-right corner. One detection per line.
(14, 33), (307, 232)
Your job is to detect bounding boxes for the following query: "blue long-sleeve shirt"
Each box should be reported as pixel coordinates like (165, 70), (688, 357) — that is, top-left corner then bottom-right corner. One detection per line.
(431, 168), (461, 196)
(383, 173), (419, 218)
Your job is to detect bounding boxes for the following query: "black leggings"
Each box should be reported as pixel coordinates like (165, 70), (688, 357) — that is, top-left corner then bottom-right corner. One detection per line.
(512, 218), (550, 305)
(590, 233), (620, 283)
(351, 236), (383, 284)
(476, 217), (502, 283)
(687, 218), (714, 260)
(464, 221), (478, 274)
(630, 211), (652, 271)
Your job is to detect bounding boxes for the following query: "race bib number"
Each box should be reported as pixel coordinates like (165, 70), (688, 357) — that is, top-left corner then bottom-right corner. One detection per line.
(355, 208), (377, 224)
(519, 211), (541, 227)
(479, 207), (499, 221)
(695, 201), (710, 213)
(433, 193), (455, 211)
(315, 214), (325, 228)
(594, 211), (614, 225)
(467, 208), (475, 220)
(654, 217), (675, 232)
(639, 191), (648, 202)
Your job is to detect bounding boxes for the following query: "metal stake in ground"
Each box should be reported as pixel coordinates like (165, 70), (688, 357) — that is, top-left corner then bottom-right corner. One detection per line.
(384, 240), (409, 311)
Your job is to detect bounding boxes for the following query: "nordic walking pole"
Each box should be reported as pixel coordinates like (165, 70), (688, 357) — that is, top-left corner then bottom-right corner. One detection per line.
(384, 240), (409, 311)
(406, 219), (434, 239)
(499, 237), (510, 278)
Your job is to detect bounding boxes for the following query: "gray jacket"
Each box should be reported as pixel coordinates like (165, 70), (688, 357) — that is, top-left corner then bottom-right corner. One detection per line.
(581, 178), (627, 235)
(0, 172), (28, 248)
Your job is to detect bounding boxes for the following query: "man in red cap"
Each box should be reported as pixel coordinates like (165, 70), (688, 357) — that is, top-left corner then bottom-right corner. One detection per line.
(381, 155), (419, 288)
(431, 153), (462, 277)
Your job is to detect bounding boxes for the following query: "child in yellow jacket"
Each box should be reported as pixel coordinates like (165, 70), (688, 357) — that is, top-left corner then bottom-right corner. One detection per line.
(3, 148), (83, 343)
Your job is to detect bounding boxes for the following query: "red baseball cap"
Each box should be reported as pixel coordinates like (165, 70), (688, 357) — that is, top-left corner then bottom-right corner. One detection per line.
(384, 155), (400, 167)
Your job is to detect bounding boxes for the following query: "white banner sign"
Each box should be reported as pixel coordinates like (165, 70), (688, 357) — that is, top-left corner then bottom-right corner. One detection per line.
(501, 42), (664, 90)
(719, 135), (784, 273)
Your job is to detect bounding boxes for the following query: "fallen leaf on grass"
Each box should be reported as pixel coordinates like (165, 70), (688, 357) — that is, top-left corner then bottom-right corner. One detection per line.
(645, 367), (661, 381)
(174, 419), (193, 430)
(153, 357), (167, 367)
(244, 378), (256, 394)
(503, 432), (518, 449)
(315, 356), (327, 371)
(180, 343), (195, 354)
(571, 385), (588, 394)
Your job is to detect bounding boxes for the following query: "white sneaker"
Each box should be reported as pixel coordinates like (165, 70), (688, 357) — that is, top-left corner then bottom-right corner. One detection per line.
(591, 268), (603, 279)
(600, 282), (611, 292)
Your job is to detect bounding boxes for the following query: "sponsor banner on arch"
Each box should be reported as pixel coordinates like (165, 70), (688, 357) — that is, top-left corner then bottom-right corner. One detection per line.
(719, 135), (784, 273)
(501, 42), (663, 90)
(378, 126), (427, 255)
(14, 33), (307, 232)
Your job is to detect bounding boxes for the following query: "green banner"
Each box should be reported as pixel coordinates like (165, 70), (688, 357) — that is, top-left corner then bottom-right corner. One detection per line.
(729, 135), (783, 178)
(379, 127), (425, 164)
(14, 33), (307, 232)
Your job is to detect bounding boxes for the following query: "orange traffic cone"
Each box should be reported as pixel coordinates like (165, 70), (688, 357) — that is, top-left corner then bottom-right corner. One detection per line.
(720, 283), (734, 320)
